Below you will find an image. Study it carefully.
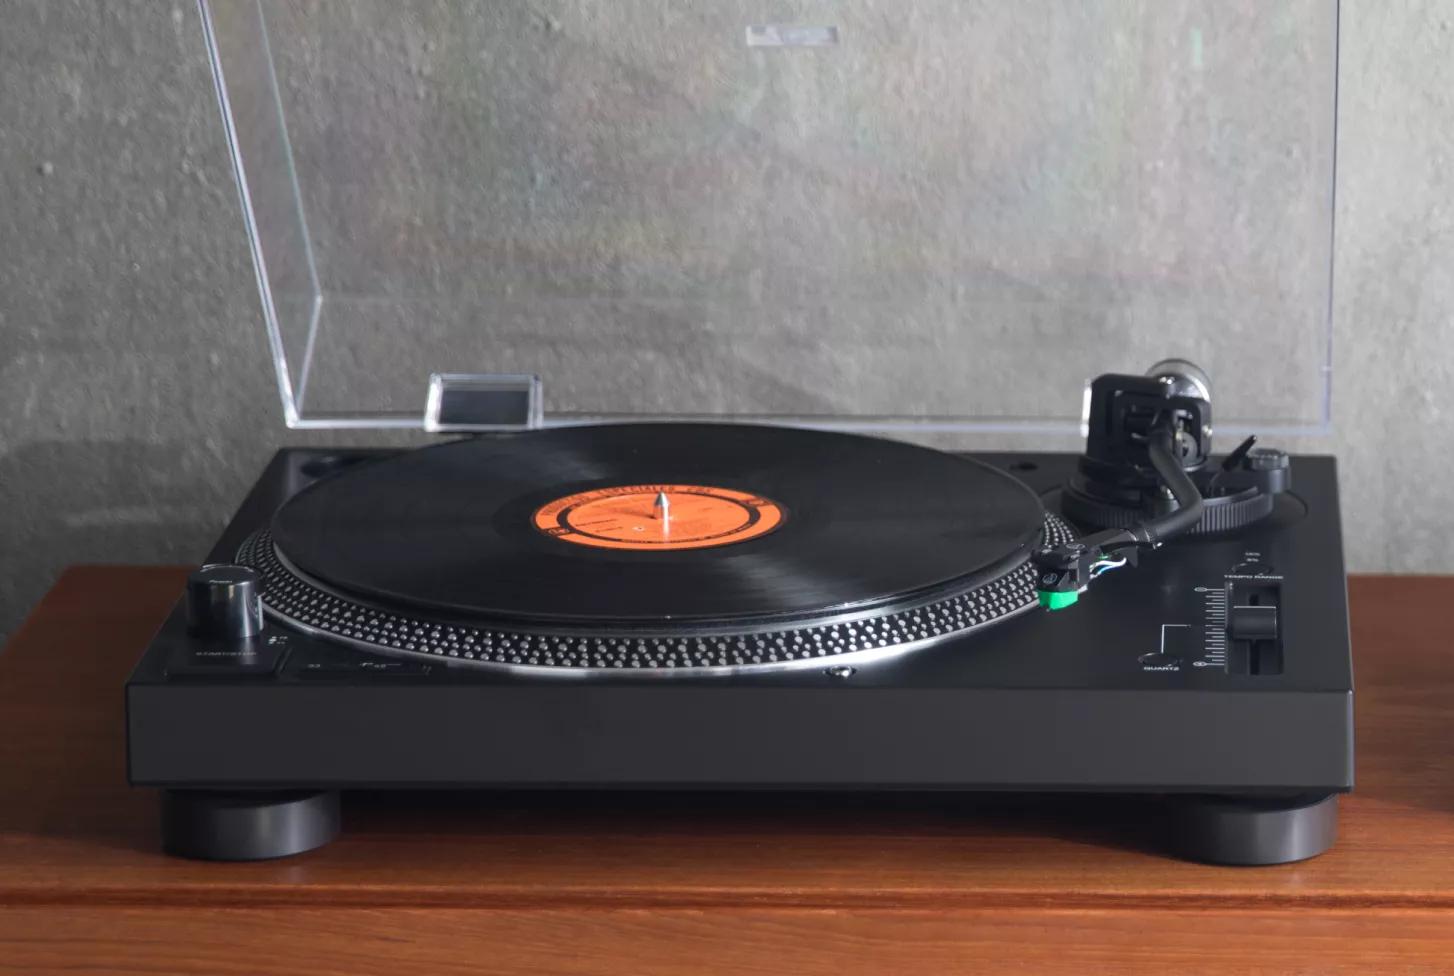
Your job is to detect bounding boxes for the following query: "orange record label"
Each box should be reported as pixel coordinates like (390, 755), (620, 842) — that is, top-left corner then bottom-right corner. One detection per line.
(533, 484), (785, 551)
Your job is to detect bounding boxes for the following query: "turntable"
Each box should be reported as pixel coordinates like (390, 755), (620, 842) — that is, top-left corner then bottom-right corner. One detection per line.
(128, 1), (1348, 863)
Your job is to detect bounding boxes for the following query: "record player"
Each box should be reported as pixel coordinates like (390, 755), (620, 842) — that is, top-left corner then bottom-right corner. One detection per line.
(128, 1), (1348, 863)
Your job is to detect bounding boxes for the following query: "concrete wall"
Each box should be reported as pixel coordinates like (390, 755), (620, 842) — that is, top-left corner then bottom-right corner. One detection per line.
(2, 1), (1451, 640)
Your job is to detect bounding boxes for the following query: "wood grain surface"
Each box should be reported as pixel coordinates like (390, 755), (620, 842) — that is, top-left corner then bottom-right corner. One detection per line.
(2, 567), (1453, 974)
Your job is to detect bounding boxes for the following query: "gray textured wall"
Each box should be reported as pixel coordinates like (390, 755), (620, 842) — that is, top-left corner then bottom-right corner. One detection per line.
(1, 1), (1451, 642)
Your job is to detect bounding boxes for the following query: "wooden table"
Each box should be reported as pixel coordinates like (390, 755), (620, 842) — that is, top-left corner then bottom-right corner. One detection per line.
(2, 568), (1452, 974)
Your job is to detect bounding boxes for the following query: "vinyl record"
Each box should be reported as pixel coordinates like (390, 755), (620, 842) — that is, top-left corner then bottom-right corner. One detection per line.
(267, 423), (1046, 625)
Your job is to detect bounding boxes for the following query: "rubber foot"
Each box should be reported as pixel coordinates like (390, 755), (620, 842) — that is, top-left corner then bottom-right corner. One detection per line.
(1167, 793), (1338, 865)
(161, 789), (340, 861)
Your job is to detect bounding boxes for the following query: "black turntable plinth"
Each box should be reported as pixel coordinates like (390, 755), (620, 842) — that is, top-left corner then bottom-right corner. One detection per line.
(126, 425), (1352, 865)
